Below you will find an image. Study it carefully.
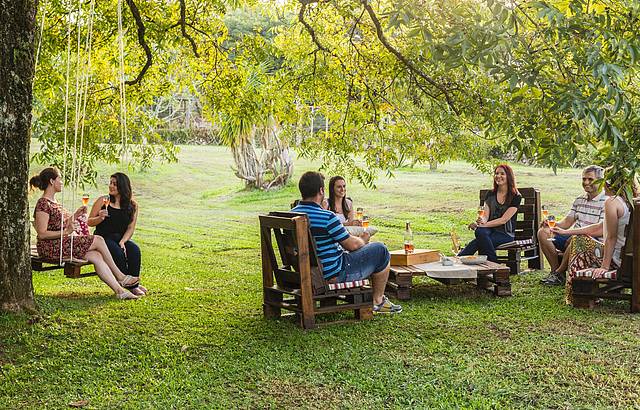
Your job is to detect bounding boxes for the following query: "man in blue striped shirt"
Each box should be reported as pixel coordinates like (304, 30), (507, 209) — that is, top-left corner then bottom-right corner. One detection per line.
(292, 171), (402, 314)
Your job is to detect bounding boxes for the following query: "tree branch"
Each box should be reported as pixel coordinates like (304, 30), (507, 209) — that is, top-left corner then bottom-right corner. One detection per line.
(179, 0), (199, 57)
(125, 0), (152, 86)
(298, 0), (347, 71)
(360, 0), (459, 114)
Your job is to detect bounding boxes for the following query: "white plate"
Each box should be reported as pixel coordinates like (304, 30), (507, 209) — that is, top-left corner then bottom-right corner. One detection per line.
(459, 255), (488, 265)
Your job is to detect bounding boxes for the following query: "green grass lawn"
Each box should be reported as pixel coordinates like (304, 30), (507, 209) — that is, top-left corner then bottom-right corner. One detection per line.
(2, 146), (640, 408)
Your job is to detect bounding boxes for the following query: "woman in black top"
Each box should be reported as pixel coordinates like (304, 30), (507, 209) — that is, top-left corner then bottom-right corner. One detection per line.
(458, 164), (522, 262)
(88, 172), (146, 296)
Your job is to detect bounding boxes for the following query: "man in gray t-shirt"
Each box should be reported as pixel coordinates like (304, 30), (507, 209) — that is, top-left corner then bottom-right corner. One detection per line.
(538, 165), (606, 285)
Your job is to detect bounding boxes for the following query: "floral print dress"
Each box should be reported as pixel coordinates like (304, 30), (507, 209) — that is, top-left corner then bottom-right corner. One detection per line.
(34, 197), (93, 260)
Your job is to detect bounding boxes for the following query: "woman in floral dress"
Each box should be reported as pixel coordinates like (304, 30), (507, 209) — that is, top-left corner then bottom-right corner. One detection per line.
(31, 168), (140, 300)
(552, 177), (636, 304)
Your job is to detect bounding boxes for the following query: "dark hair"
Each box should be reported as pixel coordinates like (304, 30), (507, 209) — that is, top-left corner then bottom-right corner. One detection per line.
(328, 176), (351, 218)
(493, 164), (519, 204)
(110, 172), (136, 218)
(29, 167), (60, 191)
(298, 171), (325, 199)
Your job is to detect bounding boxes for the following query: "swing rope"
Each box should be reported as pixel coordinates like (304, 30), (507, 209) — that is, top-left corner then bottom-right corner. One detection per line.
(34, 0), (47, 74)
(59, 0), (74, 266)
(117, 0), (129, 165)
(59, 0), (95, 265)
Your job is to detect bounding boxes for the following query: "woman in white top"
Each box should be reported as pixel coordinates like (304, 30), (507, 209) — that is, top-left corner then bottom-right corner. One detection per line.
(326, 176), (362, 226)
(552, 178), (635, 301)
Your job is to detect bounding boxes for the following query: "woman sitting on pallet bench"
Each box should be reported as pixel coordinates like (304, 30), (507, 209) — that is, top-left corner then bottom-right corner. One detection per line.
(554, 176), (637, 304)
(88, 172), (147, 297)
(30, 168), (140, 300)
(458, 164), (522, 262)
(325, 176), (362, 226)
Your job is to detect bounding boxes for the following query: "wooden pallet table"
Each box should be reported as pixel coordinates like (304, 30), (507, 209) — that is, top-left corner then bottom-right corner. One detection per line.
(388, 260), (511, 300)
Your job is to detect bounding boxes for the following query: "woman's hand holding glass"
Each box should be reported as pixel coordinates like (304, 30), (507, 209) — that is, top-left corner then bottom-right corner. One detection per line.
(97, 209), (109, 221)
(73, 206), (87, 220)
(62, 216), (76, 236)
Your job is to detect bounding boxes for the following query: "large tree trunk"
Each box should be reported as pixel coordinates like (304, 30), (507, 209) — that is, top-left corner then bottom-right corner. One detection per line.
(0, 0), (37, 312)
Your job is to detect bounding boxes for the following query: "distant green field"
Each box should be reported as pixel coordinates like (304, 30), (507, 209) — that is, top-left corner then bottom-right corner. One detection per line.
(2, 145), (639, 408)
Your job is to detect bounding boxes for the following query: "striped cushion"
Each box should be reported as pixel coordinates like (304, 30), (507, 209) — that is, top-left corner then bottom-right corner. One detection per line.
(327, 279), (370, 290)
(575, 269), (617, 280)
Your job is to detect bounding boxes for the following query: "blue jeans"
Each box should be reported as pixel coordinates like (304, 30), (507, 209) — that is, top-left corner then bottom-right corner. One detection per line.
(338, 242), (390, 282)
(552, 234), (570, 251)
(458, 227), (513, 262)
(99, 233), (141, 288)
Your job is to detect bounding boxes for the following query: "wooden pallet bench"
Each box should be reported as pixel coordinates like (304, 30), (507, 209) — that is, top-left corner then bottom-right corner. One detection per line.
(571, 198), (640, 312)
(260, 211), (373, 329)
(480, 187), (543, 275)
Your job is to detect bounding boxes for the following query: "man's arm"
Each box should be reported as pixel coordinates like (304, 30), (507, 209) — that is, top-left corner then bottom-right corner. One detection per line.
(340, 231), (371, 251)
(555, 215), (576, 230)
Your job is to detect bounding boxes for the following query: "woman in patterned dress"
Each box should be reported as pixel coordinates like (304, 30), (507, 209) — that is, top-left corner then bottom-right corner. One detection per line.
(30, 168), (140, 300)
(552, 177), (636, 304)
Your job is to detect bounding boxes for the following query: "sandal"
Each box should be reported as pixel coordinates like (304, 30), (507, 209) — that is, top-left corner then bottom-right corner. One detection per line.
(116, 290), (139, 300)
(137, 285), (148, 294)
(130, 287), (146, 297)
(119, 275), (139, 287)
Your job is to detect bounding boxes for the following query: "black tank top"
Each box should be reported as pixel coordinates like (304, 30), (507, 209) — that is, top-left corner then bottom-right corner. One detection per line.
(94, 205), (132, 237)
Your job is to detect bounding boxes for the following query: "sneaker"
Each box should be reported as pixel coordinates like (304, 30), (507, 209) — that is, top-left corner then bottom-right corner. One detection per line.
(541, 272), (565, 286)
(373, 295), (402, 314)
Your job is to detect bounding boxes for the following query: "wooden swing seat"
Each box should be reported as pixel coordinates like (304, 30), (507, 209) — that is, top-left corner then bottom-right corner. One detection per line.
(30, 245), (95, 279)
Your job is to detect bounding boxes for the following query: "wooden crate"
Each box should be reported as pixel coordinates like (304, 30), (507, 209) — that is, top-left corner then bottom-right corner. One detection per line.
(390, 249), (439, 266)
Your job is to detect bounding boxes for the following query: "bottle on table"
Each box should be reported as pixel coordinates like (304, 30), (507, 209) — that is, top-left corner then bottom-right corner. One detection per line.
(404, 221), (414, 254)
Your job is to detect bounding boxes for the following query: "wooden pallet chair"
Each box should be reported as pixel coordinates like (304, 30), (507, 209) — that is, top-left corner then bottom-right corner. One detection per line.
(260, 211), (373, 329)
(571, 199), (640, 312)
(480, 187), (543, 275)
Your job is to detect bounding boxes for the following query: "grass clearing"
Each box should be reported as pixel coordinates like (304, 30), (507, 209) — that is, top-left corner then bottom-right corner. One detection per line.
(2, 145), (640, 408)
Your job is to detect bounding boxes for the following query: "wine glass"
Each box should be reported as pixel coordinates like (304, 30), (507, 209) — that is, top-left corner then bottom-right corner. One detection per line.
(477, 206), (486, 221)
(102, 195), (111, 217)
(547, 215), (556, 240)
(356, 207), (363, 221)
(541, 205), (549, 220)
(81, 194), (90, 206)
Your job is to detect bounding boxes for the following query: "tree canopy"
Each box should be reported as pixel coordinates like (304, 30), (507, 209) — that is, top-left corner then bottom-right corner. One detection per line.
(30, 0), (640, 189)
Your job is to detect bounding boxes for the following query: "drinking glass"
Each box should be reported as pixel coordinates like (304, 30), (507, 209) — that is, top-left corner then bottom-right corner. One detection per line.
(547, 215), (556, 240)
(542, 205), (549, 220)
(362, 215), (370, 229)
(81, 194), (90, 206)
(356, 207), (363, 221)
(102, 195), (111, 217)
(477, 206), (486, 220)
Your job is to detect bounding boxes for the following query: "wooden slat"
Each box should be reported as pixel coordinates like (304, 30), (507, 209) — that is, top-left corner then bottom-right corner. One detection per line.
(259, 214), (298, 230)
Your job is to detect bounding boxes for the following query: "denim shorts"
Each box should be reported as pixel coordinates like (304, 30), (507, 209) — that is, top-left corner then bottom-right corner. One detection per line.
(553, 234), (570, 251)
(337, 242), (391, 282)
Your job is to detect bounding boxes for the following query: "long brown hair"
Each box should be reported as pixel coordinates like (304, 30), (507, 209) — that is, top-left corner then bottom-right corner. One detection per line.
(493, 164), (519, 204)
(328, 176), (351, 218)
(110, 172), (136, 219)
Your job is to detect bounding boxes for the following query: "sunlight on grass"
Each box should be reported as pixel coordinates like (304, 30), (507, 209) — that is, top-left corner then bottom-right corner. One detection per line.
(3, 146), (639, 408)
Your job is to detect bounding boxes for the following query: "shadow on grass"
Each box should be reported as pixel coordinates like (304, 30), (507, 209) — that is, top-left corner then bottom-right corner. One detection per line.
(35, 293), (117, 314)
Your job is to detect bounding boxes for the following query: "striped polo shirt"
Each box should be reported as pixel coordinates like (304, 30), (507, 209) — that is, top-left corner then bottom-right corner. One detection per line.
(567, 191), (607, 229)
(291, 201), (349, 280)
